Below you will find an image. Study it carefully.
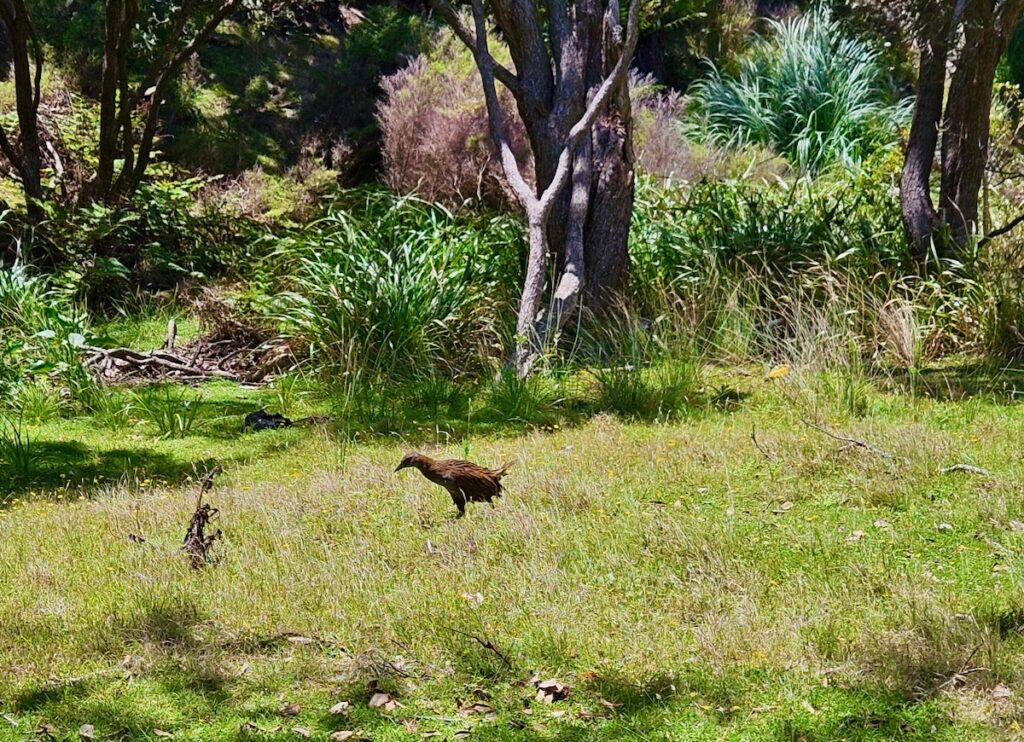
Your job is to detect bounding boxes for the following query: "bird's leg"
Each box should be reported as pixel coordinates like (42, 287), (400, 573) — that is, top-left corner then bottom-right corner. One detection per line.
(450, 488), (467, 518)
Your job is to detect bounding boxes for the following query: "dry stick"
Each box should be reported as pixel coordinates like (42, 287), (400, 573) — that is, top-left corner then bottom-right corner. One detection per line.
(442, 625), (514, 670)
(750, 425), (777, 463)
(939, 463), (992, 476)
(800, 418), (900, 461)
(938, 645), (989, 690)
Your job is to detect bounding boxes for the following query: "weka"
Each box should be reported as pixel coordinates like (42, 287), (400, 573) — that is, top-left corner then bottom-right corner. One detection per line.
(395, 452), (512, 517)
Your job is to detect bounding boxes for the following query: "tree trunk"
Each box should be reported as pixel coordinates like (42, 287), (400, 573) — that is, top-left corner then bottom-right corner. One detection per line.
(499, 0), (634, 318)
(939, 0), (1024, 251)
(900, 7), (953, 261)
(431, 0), (639, 375)
(585, 5), (634, 308)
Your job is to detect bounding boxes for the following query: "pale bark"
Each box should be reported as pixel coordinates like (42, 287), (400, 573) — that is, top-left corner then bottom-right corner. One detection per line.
(430, 0), (640, 376)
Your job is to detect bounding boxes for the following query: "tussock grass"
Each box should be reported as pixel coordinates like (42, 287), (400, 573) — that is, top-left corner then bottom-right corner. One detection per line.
(2, 375), (1024, 740)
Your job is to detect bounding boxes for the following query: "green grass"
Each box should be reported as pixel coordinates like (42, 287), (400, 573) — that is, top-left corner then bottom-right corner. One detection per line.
(2, 370), (1024, 740)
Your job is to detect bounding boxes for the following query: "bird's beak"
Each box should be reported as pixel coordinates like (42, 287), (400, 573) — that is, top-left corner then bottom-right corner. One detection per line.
(394, 463), (405, 473)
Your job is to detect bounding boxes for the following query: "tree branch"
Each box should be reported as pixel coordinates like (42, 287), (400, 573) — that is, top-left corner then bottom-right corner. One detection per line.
(468, 0), (537, 211)
(978, 210), (1024, 248)
(426, 0), (523, 99)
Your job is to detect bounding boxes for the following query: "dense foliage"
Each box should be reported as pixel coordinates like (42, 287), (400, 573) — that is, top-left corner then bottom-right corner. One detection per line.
(688, 8), (910, 172)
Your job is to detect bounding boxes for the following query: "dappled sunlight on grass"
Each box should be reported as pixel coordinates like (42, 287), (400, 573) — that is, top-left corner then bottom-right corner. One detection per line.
(2, 372), (1024, 739)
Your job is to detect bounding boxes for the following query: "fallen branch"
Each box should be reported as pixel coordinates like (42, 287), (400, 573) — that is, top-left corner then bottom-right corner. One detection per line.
(800, 419), (900, 462)
(85, 344), (240, 382)
(939, 463), (992, 476)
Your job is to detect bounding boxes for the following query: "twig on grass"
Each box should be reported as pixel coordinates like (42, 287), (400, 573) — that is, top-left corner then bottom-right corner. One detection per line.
(441, 625), (514, 670)
(750, 425), (777, 463)
(939, 463), (992, 476)
(800, 418), (901, 462)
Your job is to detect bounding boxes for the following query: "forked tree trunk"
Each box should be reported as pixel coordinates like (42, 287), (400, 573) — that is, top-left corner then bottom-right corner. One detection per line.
(89, 0), (239, 204)
(430, 0), (640, 376)
(900, 0), (1024, 260)
(939, 0), (1024, 250)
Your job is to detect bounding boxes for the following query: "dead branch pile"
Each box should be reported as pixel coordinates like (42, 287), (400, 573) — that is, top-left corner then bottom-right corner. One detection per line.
(86, 291), (296, 384)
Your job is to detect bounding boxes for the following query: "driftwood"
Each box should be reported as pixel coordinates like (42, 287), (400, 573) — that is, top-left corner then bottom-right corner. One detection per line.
(86, 344), (241, 382)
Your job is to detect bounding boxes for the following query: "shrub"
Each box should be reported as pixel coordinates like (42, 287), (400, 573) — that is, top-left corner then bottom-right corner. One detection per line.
(688, 7), (909, 173)
(628, 153), (907, 295)
(378, 26), (531, 210)
(0, 264), (97, 407)
(261, 190), (522, 379)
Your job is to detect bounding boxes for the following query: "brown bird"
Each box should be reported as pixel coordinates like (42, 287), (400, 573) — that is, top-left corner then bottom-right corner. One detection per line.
(394, 452), (512, 517)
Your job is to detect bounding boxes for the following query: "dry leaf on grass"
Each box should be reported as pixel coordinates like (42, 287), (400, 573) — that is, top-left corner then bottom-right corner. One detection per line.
(329, 701), (351, 716)
(845, 530), (865, 544)
(459, 702), (496, 718)
(153, 731), (174, 739)
(329, 732), (356, 741)
(293, 727), (312, 738)
(534, 678), (571, 703)
(773, 501), (794, 514)
(993, 684), (1013, 700)
(369, 692), (399, 711)
(78, 725), (95, 740)
(279, 702), (301, 717)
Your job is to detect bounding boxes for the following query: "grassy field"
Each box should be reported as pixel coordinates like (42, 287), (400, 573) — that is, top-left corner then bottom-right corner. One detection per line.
(2, 368), (1024, 741)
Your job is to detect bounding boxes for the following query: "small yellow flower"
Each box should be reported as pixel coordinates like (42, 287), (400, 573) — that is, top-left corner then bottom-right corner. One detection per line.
(766, 363), (790, 380)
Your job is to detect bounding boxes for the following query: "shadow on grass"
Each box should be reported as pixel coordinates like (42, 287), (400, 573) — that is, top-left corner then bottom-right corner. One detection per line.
(0, 440), (218, 505)
(885, 363), (1024, 403)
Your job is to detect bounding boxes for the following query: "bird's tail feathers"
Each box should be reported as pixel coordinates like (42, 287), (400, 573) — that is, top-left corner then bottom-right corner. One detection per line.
(493, 461), (514, 478)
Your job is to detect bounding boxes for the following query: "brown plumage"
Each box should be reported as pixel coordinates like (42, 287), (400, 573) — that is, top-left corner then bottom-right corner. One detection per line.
(395, 452), (512, 517)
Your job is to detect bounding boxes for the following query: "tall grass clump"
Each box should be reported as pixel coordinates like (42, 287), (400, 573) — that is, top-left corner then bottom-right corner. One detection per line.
(688, 7), (909, 173)
(133, 385), (203, 439)
(263, 190), (521, 379)
(580, 299), (705, 419)
(0, 415), (34, 478)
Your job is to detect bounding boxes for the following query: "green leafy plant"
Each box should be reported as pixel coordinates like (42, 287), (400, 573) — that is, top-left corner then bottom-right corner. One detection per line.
(688, 7), (909, 173)
(134, 385), (203, 439)
(263, 190), (520, 379)
(0, 415), (34, 478)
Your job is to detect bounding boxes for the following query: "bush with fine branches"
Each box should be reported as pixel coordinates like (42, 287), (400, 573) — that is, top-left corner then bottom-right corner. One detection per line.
(688, 8), (909, 173)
